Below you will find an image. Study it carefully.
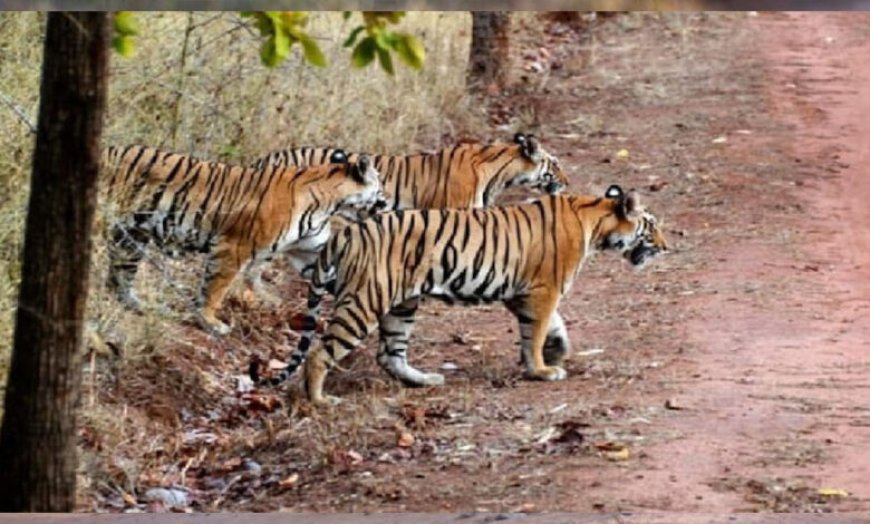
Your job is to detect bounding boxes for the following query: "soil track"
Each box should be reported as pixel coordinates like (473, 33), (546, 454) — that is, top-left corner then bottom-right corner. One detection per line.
(569, 11), (870, 511)
(85, 12), (870, 514)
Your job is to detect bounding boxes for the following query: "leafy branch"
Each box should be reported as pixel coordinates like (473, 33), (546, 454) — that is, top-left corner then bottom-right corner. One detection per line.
(111, 11), (425, 74)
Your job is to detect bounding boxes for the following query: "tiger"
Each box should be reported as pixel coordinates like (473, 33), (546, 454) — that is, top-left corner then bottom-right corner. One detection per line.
(252, 133), (569, 211)
(100, 145), (386, 335)
(249, 185), (669, 405)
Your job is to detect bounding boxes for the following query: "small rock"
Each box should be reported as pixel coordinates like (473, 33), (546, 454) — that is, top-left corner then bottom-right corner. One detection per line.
(242, 458), (262, 475)
(199, 477), (226, 491)
(397, 431), (415, 448)
(451, 333), (469, 345)
(144, 487), (188, 508)
(440, 362), (459, 371)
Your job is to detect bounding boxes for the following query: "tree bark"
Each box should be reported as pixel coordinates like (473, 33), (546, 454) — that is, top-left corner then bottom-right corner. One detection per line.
(0, 12), (108, 512)
(467, 12), (510, 91)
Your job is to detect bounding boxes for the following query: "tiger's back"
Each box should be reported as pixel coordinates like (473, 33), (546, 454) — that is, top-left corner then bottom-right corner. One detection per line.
(253, 133), (568, 211)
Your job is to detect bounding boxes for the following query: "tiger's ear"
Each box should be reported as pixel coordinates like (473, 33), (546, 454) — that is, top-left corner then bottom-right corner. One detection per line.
(605, 184), (624, 199)
(513, 132), (527, 145)
(350, 154), (370, 183)
(618, 190), (642, 218)
(521, 135), (540, 159)
(329, 149), (348, 164)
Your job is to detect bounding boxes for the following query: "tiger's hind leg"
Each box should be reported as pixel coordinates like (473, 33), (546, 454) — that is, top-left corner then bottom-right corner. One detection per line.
(506, 291), (567, 381)
(305, 295), (380, 406)
(376, 299), (445, 387)
(198, 240), (247, 335)
(107, 223), (150, 312)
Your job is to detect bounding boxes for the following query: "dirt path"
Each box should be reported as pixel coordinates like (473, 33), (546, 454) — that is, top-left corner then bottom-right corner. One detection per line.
(573, 11), (870, 512)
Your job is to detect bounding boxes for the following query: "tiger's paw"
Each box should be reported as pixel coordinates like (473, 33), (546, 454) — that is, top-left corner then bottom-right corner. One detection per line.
(197, 313), (232, 336)
(525, 365), (567, 382)
(419, 372), (446, 386)
(311, 394), (343, 407)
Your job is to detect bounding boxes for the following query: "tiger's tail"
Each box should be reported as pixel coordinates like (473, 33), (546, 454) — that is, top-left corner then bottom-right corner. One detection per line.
(249, 234), (339, 387)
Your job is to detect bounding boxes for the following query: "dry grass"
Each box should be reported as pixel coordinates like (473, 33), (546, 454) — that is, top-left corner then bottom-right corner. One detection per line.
(0, 10), (479, 373)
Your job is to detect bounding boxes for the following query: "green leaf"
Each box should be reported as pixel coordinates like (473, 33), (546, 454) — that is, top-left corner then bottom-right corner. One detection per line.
(343, 25), (365, 48)
(343, 11), (353, 20)
(395, 34), (425, 70)
(351, 36), (377, 68)
(374, 29), (391, 50)
(221, 144), (242, 159)
(384, 12), (405, 24)
(114, 12), (138, 36)
(377, 47), (394, 75)
(299, 34), (327, 67)
(273, 25), (291, 61)
(279, 11), (308, 26)
(260, 36), (279, 67)
(112, 35), (135, 57)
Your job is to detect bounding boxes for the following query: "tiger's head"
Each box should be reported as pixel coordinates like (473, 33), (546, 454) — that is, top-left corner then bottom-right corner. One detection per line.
(507, 133), (569, 195)
(333, 153), (388, 221)
(595, 184), (668, 269)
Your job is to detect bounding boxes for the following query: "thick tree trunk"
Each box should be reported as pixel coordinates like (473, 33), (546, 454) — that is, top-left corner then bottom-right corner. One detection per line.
(0, 12), (108, 512)
(467, 12), (510, 91)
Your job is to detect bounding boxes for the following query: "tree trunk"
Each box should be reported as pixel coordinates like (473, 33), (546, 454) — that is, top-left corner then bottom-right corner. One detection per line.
(0, 12), (108, 512)
(467, 12), (510, 91)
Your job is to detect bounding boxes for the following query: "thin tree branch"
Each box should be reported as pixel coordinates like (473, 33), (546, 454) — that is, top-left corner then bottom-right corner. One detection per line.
(0, 91), (37, 134)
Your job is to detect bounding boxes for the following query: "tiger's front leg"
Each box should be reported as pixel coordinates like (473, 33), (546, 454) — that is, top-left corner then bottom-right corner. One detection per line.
(518, 311), (571, 367)
(508, 292), (567, 381)
(198, 241), (246, 335)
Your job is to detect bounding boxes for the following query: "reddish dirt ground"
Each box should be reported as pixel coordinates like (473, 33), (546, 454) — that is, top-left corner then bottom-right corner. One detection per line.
(85, 12), (870, 515)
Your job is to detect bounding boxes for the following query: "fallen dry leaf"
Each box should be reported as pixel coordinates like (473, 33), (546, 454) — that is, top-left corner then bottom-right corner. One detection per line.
(594, 441), (627, 452)
(219, 457), (242, 472)
(516, 502), (537, 513)
(401, 403), (427, 430)
(817, 487), (849, 497)
(649, 180), (669, 192)
(346, 450), (364, 465)
(278, 473), (299, 490)
(330, 449), (364, 468)
(241, 393), (282, 413)
(665, 398), (688, 410)
(268, 359), (288, 370)
(605, 448), (630, 461)
(616, 148), (630, 159)
(121, 491), (137, 507)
